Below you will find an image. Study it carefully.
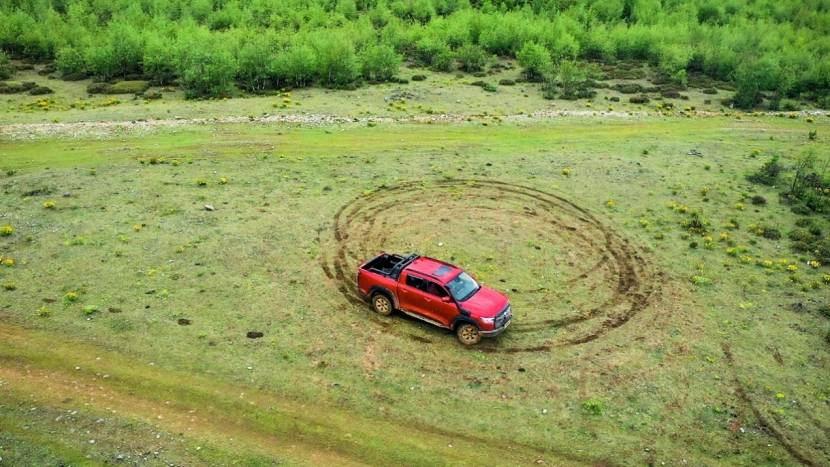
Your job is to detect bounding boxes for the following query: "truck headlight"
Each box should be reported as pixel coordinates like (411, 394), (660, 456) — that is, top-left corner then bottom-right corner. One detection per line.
(480, 317), (495, 324)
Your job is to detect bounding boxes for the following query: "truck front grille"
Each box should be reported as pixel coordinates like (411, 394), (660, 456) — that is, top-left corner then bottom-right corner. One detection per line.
(495, 305), (511, 328)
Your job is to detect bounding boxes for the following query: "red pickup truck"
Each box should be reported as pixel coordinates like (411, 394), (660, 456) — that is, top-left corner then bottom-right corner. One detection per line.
(356, 253), (512, 345)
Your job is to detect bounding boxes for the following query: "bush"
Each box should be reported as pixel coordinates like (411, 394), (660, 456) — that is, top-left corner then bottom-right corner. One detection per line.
(629, 95), (650, 104)
(275, 44), (317, 87)
(557, 60), (587, 98)
(177, 35), (237, 98)
(85, 23), (144, 80)
(411, 74), (427, 81)
(456, 44), (486, 73)
(236, 35), (276, 92)
(498, 79), (515, 86)
(360, 44), (402, 82)
(747, 156), (782, 185)
(55, 47), (86, 79)
(0, 51), (11, 80)
(313, 35), (360, 88)
(517, 42), (552, 82)
(143, 37), (178, 86)
(29, 85), (53, 95)
(108, 80), (150, 94)
(750, 195), (767, 205)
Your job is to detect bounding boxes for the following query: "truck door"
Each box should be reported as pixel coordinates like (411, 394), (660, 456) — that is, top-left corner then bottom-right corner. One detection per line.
(399, 272), (456, 327)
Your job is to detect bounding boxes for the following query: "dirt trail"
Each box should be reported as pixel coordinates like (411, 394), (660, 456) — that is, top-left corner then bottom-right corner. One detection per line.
(3, 109), (825, 140)
(0, 322), (589, 466)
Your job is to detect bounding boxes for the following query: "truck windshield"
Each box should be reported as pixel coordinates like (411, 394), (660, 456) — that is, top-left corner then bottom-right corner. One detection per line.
(447, 272), (480, 301)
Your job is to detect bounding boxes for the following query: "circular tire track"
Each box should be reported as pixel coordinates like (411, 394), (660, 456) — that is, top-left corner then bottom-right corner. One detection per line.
(320, 179), (661, 352)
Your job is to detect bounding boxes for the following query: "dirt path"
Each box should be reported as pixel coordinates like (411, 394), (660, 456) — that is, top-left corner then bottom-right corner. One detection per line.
(0, 322), (590, 466)
(2, 109), (825, 140)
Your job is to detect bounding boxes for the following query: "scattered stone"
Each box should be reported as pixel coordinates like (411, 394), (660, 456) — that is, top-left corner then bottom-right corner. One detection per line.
(204, 204), (215, 211)
(687, 149), (703, 157)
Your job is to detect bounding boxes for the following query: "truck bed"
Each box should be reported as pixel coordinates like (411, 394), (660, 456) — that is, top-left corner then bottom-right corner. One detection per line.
(360, 253), (418, 279)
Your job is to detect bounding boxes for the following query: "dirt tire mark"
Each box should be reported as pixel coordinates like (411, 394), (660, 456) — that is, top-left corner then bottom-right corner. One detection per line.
(320, 179), (661, 352)
(722, 342), (823, 467)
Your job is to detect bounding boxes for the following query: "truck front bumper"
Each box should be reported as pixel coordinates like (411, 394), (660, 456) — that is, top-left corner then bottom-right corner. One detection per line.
(480, 318), (511, 337)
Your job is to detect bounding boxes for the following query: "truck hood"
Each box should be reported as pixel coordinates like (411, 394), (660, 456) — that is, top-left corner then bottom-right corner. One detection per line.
(460, 285), (509, 318)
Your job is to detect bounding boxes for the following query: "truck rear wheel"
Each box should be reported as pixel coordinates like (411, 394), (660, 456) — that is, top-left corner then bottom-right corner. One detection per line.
(371, 293), (394, 316)
(456, 323), (481, 345)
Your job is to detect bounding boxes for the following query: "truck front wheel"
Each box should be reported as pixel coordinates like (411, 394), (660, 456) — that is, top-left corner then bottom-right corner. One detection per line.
(456, 323), (481, 345)
(371, 293), (394, 316)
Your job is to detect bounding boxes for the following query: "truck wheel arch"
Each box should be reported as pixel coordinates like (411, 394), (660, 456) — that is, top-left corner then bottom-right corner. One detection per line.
(369, 286), (398, 309)
(451, 316), (478, 331)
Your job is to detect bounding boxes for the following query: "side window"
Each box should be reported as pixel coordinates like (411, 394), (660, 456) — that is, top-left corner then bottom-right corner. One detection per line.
(425, 280), (448, 297)
(405, 274), (425, 290)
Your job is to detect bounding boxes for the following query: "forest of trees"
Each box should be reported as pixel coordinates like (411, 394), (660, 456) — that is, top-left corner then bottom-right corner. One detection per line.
(0, 0), (828, 107)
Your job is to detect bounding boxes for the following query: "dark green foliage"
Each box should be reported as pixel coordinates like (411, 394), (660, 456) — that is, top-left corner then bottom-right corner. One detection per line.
(456, 44), (486, 73)
(629, 95), (649, 104)
(411, 74), (427, 81)
(750, 195), (767, 205)
(0, 51), (10, 80)
(0, 0), (827, 104)
(747, 156), (782, 186)
(28, 85), (53, 95)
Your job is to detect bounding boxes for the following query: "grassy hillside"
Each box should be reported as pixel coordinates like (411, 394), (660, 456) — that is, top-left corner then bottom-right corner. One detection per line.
(1, 115), (828, 464)
(1, 0), (828, 108)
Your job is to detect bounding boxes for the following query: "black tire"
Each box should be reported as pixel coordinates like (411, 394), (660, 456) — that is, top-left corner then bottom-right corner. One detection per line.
(371, 293), (394, 316)
(456, 323), (481, 345)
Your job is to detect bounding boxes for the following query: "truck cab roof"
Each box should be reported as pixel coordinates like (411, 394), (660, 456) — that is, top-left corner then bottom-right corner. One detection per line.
(405, 256), (462, 284)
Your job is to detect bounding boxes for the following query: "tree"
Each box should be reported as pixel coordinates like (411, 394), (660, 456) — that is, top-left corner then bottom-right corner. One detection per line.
(456, 43), (485, 72)
(143, 36), (177, 85)
(360, 44), (402, 81)
(55, 47), (83, 74)
(275, 44), (317, 87)
(177, 34), (238, 98)
(0, 51), (13, 80)
(313, 35), (360, 87)
(556, 60), (586, 98)
(517, 41), (552, 82)
(237, 35), (277, 92)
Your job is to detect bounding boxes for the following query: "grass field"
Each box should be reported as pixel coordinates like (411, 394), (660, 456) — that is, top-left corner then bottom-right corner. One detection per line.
(1, 114), (829, 465)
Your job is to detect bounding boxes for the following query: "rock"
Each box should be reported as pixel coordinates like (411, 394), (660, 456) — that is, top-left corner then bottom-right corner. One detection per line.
(177, 318), (191, 326)
(204, 204), (215, 211)
(246, 331), (264, 339)
(687, 149), (703, 157)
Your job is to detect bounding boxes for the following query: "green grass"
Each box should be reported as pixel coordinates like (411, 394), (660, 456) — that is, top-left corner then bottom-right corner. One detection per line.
(0, 63), (742, 126)
(1, 115), (828, 465)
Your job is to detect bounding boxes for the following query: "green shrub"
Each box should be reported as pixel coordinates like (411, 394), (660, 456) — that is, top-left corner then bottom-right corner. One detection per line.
(315, 40), (360, 88)
(143, 36), (178, 86)
(55, 47), (86, 78)
(517, 42), (552, 82)
(0, 51), (11, 80)
(85, 23), (144, 80)
(107, 80), (150, 94)
(360, 44), (402, 82)
(456, 44), (486, 73)
(177, 35), (237, 98)
(747, 156), (782, 186)
(275, 44), (317, 87)
(236, 35), (276, 92)
(557, 60), (587, 99)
